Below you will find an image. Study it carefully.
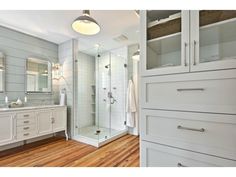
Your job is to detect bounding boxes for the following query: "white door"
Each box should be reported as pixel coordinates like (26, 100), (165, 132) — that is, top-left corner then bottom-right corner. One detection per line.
(0, 114), (14, 145)
(140, 10), (190, 76)
(52, 108), (66, 132)
(190, 10), (236, 72)
(37, 110), (53, 135)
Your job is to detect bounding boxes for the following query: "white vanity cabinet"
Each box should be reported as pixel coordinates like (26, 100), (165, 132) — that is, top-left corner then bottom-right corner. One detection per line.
(37, 107), (67, 135)
(37, 109), (53, 136)
(140, 10), (236, 167)
(0, 105), (67, 147)
(0, 113), (15, 146)
(52, 107), (67, 132)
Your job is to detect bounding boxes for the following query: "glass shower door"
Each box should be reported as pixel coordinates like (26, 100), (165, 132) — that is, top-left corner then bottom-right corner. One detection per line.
(96, 52), (111, 141)
(110, 51), (127, 137)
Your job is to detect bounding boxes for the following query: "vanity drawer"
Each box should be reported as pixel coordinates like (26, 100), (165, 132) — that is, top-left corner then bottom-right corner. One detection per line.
(17, 131), (37, 140)
(141, 141), (236, 167)
(16, 118), (36, 126)
(141, 109), (236, 160)
(16, 112), (35, 119)
(141, 76), (236, 114)
(17, 124), (36, 133)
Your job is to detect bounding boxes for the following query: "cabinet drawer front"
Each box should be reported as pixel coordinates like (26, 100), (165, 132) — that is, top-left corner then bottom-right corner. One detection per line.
(141, 109), (236, 160)
(17, 131), (37, 140)
(16, 112), (35, 119)
(16, 118), (36, 126)
(17, 124), (36, 133)
(141, 76), (236, 114)
(141, 141), (236, 167)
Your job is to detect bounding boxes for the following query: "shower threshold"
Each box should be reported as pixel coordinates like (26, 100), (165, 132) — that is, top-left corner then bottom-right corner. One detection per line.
(74, 126), (128, 147)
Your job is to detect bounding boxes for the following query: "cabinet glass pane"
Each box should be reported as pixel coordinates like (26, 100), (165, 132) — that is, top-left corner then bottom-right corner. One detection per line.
(147, 10), (182, 70)
(199, 10), (236, 63)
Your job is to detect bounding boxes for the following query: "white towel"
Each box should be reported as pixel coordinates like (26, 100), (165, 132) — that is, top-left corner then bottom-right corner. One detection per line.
(60, 89), (66, 106)
(126, 80), (137, 127)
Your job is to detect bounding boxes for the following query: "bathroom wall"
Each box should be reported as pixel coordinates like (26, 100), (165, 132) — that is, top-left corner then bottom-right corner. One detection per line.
(58, 39), (78, 137)
(127, 44), (139, 135)
(0, 26), (59, 107)
(127, 44), (139, 79)
(77, 52), (95, 129)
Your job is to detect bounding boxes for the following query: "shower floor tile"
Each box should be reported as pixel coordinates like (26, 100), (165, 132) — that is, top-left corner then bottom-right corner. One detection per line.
(78, 125), (122, 140)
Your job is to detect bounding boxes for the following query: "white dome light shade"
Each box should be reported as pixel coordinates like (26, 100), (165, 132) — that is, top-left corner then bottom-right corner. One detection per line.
(72, 10), (100, 35)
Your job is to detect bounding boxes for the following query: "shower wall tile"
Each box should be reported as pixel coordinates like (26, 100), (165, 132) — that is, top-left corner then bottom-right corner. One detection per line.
(77, 52), (95, 128)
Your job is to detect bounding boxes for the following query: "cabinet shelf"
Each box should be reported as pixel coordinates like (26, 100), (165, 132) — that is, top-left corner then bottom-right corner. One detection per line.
(200, 18), (236, 47)
(147, 16), (181, 40)
(147, 32), (181, 55)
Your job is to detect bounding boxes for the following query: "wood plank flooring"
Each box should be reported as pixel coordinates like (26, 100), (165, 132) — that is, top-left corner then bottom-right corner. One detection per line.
(0, 135), (139, 167)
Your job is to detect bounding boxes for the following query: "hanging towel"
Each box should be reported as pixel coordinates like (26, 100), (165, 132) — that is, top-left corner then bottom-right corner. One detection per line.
(126, 80), (137, 127)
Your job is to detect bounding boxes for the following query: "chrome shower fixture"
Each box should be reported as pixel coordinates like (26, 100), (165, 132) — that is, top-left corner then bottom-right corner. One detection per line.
(105, 64), (110, 69)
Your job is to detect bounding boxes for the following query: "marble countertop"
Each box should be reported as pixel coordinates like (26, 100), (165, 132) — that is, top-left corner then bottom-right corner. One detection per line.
(0, 105), (66, 112)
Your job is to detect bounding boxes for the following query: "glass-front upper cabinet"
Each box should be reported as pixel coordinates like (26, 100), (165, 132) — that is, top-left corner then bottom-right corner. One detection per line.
(140, 10), (190, 76)
(26, 58), (52, 93)
(191, 10), (236, 71)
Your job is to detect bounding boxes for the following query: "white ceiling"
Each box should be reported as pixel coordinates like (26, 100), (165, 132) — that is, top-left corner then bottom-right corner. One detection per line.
(0, 10), (140, 55)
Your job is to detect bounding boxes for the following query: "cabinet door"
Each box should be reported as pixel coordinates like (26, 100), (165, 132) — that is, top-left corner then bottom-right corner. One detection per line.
(0, 114), (14, 145)
(52, 107), (66, 132)
(141, 10), (190, 76)
(190, 10), (236, 72)
(37, 110), (53, 135)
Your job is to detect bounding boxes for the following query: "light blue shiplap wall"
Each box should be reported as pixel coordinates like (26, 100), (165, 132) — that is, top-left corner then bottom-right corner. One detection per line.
(0, 26), (59, 106)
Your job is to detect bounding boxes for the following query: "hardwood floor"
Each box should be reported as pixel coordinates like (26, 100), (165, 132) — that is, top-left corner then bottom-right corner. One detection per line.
(0, 135), (139, 167)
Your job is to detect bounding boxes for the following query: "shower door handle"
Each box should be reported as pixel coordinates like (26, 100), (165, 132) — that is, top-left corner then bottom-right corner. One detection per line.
(110, 97), (116, 104)
(108, 92), (116, 104)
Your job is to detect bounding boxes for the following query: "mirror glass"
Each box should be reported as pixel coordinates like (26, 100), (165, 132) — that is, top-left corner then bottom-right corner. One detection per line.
(0, 52), (5, 92)
(26, 58), (52, 93)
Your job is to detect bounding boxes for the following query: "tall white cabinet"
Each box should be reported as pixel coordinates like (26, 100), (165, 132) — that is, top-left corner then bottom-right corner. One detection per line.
(140, 10), (236, 167)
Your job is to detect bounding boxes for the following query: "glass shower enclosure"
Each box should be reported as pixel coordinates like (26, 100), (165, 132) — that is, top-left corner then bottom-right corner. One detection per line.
(74, 46), (128, 147)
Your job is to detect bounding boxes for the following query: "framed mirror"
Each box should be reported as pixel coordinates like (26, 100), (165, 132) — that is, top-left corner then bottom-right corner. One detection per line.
(26, 58), (52, 93)
(0, 52), (5, 93)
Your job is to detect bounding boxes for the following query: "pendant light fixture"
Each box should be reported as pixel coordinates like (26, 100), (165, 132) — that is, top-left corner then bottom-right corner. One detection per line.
(72, 10), (100, 35)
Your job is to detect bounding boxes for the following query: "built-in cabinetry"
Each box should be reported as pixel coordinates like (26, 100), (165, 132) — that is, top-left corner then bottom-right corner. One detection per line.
(0, 105), (67, 147)
(140, 10), (236, 167)
(141, 10), (236, 76)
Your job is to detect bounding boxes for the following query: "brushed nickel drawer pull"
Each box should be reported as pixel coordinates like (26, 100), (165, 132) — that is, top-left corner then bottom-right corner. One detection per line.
(23, 120), (30, 124)
(24, 133), (30, 136)
(177, 125), (205, 132)
(177, 163), (187, 167)
(177, 88), (204, 92)
(23, 127), (30, 130)
(24, 114), (30, 117)
(184, 42), (188, 66)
